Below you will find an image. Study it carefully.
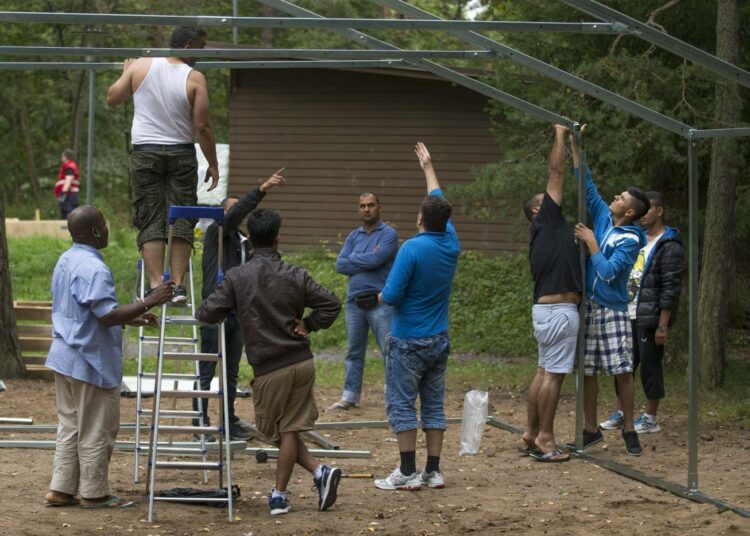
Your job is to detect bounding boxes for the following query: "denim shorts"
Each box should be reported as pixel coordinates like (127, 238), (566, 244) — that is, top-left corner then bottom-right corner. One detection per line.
(130, 144), (198, 248)
(532, 303), (579, 374)
(385, 332), (450, 434)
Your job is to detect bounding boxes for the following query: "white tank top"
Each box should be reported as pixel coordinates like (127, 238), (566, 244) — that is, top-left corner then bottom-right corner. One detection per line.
(131, 58), (194, 144)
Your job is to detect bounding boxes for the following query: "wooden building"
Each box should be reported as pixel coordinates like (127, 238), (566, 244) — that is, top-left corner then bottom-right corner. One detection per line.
(228, 67), (524, 254)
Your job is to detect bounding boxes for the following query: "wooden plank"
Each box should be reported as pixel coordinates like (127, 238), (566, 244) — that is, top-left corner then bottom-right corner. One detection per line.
(14, 301), (52, 307)
(24, 365), (54, 380)
(13, 306), (52, 322)
(22, 356), (47, 366)
(16, 324), (52, 336)
(19, 337), (53, 353)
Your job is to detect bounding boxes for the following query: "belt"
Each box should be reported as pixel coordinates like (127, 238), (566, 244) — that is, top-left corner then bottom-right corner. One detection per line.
(132, 143), (194, 152)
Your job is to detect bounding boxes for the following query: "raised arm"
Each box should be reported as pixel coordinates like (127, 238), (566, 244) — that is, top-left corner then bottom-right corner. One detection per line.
(106, 58), (137, 107)
(547, 125), (568, 205)
(190, 70), (219, 192)
(222, 168), (285, 235)
(569, 129), (609, 225)
(588, 233), (641, 283)
(416, 142), (440, 193)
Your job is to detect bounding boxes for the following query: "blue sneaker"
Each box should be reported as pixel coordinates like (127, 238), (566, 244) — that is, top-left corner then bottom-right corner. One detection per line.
(269, 493), (291, 515)
(313, 465), (342, 511)
(634, 413), (661, 434)
(599, 409), (624, 430)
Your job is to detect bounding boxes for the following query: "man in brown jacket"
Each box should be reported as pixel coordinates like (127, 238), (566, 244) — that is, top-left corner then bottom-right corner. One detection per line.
(196, 208), (342, 516)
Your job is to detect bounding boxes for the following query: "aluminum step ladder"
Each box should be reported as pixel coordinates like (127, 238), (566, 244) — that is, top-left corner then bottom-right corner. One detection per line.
(144, 205), (234, 522)
(133, 256), (205, 485)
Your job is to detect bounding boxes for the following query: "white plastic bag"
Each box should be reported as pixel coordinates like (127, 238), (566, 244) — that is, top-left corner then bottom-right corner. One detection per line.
(459, 389), (489, 455)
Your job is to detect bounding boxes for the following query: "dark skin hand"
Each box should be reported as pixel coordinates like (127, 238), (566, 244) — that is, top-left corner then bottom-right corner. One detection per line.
(293, 318), (309, 338)
(98, 281), (174, 328)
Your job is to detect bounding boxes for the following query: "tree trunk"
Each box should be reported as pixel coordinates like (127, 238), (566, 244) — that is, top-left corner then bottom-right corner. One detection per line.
(260, 5), (274, 47)
(697, 0), (741, 387)
(17, 78), (43, 210)
(0, 186), (25, 379)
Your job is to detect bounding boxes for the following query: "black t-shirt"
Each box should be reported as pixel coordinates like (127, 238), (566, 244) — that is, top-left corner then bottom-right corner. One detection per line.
(529, 192), (583, 303)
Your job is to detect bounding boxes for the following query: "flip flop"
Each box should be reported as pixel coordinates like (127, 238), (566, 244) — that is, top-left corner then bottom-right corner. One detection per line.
(530, 449), (571, 463)
(44, 497), (80, 507)
(80, 495), (135, 509)
(517, 446), (543, 457)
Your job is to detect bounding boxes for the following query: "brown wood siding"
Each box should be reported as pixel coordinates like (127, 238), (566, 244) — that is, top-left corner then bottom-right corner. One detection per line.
(228, 69), (524, 254)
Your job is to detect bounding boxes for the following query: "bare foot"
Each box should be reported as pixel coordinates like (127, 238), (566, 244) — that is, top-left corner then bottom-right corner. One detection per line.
(534, 434), (557, 454)
(521, 431), (536, 450)
(44, 490), (79, 507)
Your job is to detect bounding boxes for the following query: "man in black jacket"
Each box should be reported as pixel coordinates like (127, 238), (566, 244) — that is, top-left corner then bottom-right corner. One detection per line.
(600, 191), (683, 434)
(196, 208), (343, 516)
(194, 168), (285, 440)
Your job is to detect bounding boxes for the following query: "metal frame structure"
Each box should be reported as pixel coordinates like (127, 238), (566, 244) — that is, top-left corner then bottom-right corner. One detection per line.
(1, 0), (748, 520)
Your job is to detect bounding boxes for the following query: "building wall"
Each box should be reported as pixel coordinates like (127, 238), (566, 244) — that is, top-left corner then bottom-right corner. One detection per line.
(228, 68), (524, 254)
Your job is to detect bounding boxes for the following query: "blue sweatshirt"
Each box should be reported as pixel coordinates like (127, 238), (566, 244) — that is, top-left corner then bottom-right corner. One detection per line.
(577, 166), (646, 312)
(380, 188), (460, 338)
(336, 221), (398, 302)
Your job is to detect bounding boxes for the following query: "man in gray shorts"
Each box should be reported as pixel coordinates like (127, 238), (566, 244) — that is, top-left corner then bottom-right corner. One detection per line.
(106, 26), (219, 303)
(520, 125), (583, 462)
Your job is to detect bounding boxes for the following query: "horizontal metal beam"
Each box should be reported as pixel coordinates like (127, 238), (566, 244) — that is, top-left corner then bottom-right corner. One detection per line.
(314, 417), (463, 430)
(259, 0), (574, 129)
(375, 0), (693, 138)
(0, 46), (498, 60)
(691, 128), (750, 139)
(559, 0), (750, 90)
(0, 11), (626, 33)
(244, 447), (371, 459)
(0, 417), (32, 424)
(0, 60), (406, 71)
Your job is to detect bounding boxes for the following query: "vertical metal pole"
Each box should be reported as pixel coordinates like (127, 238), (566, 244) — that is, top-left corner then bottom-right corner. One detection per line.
(232, 0), (238, 44)
(574, 124), (587, 450)
(687, 133), (699, 492)
(85, 68), (95, 205)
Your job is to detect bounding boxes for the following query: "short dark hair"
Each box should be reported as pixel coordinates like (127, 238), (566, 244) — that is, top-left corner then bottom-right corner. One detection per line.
(627, 187), (651, 221)
(523, 194), (543, 222)
(170, 26), (206, 48)
(420, 195), (452, 232)
(62, 148), (75, 160)
(645, 191), (665, 208)
(359, 192), (380, 204)
(247, 208), (282, 248)
(221, 195), (240, 210)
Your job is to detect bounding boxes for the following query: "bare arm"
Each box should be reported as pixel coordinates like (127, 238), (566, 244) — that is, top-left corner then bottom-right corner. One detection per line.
(61, 171), (74, 194)
(191, 71), (219, 192)
(415, 142), (440, 193)
(106, 58), (137, 107)
(98, 281), (173, 328)
(547, 125), (568, 206)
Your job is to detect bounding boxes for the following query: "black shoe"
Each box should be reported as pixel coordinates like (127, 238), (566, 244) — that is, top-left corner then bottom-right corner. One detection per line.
(314, 465), (342, 511)
(566, 429), (604, 451)
(229, 424), (252, 441)
(171, 285), (188, 305)
(622, 430), (643, 456)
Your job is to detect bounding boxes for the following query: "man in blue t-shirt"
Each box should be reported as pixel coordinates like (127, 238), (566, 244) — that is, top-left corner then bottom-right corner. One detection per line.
(374, 143), (460, 492)
(328, 193), (398, 411)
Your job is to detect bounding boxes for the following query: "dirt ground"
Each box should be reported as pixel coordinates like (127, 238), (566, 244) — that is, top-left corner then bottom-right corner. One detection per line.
(0, 377), (748, 536)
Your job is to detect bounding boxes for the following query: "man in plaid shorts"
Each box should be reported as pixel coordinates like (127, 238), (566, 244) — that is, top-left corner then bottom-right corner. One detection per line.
(569, 133), (649, 456)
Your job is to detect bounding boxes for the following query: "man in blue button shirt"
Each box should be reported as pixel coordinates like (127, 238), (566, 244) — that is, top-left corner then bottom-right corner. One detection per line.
(43, 206), (172, 509)
(327, 193), (398, 411)
(374, 143), (459, 492)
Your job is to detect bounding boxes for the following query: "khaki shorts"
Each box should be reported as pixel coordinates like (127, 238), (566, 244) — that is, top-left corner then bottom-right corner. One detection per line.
(252, 359), (318, 444)
(130, 144), (198, 248)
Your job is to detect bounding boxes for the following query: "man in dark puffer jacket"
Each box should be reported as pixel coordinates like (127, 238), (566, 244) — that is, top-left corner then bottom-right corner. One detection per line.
(600, 191), (683, 434)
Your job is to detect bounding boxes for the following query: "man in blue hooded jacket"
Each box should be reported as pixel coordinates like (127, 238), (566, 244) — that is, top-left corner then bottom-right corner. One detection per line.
(569, 134), (649, 457)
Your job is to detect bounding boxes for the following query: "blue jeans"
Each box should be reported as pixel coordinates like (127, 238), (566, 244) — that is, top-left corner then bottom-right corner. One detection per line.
(385, 332), (450, 434)
(342, 302), (392, 404)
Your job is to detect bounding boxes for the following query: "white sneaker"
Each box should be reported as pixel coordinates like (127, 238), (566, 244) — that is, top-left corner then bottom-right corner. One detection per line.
(634, 414), (661, 434)
(374, 468), (422, 491)
(599, 409), (624, 430)
(420, 470), (445, 489)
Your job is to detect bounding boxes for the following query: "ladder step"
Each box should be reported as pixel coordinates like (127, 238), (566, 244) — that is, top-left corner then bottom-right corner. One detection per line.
(153, 496), (229, 503)
(140, 372), (200, 381)
(162, 352), (219, 362)
(158, 425), (219, 435)
(139, 409), (202, 418)
(159, 390), (221, 399)
(141, 336), (197, 346)
(165, 315), (203, 326)
(137, 446), (207, 455)
(154, 461), (221, 470)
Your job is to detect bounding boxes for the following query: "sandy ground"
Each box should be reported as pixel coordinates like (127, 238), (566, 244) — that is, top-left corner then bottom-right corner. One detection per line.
(0, 377), (748, 536)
